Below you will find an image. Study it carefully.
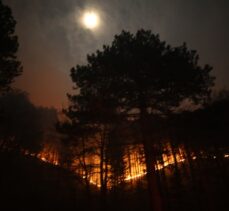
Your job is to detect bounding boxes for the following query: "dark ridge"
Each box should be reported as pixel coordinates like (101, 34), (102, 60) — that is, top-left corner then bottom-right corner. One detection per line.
(0, 152), (92, 211)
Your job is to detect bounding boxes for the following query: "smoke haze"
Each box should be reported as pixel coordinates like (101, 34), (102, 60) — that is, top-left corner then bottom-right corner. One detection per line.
(4, 0), (229, 108)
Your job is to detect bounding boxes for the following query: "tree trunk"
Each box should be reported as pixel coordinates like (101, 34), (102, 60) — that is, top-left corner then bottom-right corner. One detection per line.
(170, 143), (182, 187)
(143, 142), (163, 211)
(99, 129), (108, 211)
(127, 145), (133, 186)
(139, 93), (163, 211)
(81, 138), (92, 202)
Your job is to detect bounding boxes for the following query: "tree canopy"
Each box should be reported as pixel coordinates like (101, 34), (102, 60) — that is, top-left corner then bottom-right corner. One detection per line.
(71, 30), (215, 117)
(0, 0), (22, 93)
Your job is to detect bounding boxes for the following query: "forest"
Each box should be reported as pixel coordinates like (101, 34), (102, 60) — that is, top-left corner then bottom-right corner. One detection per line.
(0, 1), (228, 211)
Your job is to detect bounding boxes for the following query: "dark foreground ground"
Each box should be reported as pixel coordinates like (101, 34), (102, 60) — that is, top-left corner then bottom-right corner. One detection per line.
(0, 152), (91, 211)
(0, 152), (228, 211)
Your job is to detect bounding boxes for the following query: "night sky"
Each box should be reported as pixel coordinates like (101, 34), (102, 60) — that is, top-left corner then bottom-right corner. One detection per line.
(3, 0), (229, 108)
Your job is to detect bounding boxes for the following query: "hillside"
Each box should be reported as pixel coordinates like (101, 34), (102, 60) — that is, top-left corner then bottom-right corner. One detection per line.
(0, 152), (92, 211)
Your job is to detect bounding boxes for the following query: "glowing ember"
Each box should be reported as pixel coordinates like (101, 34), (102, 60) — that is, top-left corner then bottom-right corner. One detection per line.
(37, 144), (60, 165)
(41, 157), (47, 162)
(125, 172), (146, 181)
(192, 156), (197, 160)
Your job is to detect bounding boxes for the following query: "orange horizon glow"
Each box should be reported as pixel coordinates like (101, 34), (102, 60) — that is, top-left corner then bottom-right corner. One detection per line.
(36, 144), (229, 188)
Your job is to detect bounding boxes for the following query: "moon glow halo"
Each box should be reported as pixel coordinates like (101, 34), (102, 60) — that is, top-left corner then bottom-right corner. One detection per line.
(82, 11), (99, 30)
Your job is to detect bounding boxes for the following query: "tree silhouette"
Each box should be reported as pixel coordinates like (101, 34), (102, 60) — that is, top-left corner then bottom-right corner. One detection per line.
(57, 107), (98, 201)
(0, 0), (22, 93)
(0, 90), (43, 153)
(66, 29), (214, 211)
(59, 87), (124, 210)
(166, 90), (229, 210)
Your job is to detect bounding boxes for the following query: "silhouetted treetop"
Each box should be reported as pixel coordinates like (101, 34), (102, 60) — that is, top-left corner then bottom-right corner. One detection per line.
(71, 29), (215, 116)
(0, 0), (22, 93)
(0, 90), (43, 153)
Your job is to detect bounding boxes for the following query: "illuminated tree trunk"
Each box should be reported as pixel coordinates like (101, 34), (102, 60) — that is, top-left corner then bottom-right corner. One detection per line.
(170, 143), (182, 187)
(81, 137), (92, 201)
(99, 128), (108, 210)
(127, 146), (133, 185)
(159, 143), (169, 210)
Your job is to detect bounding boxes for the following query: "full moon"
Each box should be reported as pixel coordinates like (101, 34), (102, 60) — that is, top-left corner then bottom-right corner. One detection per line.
(82, 11), (99, 29)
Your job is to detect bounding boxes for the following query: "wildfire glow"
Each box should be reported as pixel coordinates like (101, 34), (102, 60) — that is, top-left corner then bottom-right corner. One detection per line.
(37, 144), (59, 166)
(35, 144), (229, 188)
(125, 172), (147, 181)
(73, 144), (187, 187)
